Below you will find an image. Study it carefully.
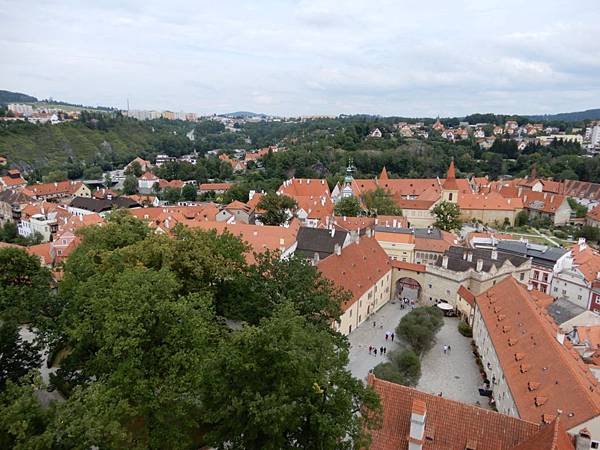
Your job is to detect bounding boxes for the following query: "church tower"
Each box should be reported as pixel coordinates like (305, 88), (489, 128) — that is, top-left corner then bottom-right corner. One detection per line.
(441, 160), (459, 203)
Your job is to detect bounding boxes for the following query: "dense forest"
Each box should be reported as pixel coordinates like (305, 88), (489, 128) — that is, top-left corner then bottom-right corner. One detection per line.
(1, 111), (600, 187)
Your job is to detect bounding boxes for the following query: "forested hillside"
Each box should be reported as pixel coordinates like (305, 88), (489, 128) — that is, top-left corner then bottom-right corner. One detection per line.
(0, 90), (37, 104)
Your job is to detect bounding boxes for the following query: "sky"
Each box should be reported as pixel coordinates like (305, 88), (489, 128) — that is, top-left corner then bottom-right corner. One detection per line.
(1, 0), (600, 117)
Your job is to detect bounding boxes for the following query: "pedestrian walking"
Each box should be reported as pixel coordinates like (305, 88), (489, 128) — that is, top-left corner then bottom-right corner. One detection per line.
(383, 347), (387, 354)
(380, 346), (384, 355)
(385, 333), (389, 341)
(448, 345), (452, 354)
(374, 348), (377, 356)
(369, 345), (372, 354)
(443, 345), (447, 354)
(391, 333), (395, 342)
(373, 321), (376, 327)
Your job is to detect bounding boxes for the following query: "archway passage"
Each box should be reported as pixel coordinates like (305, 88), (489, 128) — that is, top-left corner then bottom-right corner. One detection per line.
(396, 277), (421, 302)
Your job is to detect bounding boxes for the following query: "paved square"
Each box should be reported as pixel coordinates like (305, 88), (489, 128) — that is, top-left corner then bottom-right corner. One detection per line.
(347, 300), (411, 381)
(417, 317), (488, 408)
(347, 304), (489, 408)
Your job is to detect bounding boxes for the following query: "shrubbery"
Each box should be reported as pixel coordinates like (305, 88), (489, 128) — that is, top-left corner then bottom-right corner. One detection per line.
(458, 321), (473, 337)
(373, 349), (421, 386)
(396, 306), (444, 355)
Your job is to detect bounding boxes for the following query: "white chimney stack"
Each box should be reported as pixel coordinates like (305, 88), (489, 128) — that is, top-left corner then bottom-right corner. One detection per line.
(334, 244), (342, 256)
(408, 399), (426, 450)
(491, 250), (498, 260)
(442, 255), (449, 269)
(476, 258), (484, 272)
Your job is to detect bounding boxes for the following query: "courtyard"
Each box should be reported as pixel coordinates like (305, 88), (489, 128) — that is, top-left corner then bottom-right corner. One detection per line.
(347, 303), (488, 408)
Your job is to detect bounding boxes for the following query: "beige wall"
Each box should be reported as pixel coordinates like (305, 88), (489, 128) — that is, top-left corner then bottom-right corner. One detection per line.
(423, 261), (531, 306)
(336, 269), (393, 335)
(472, 306), (519, 417)
(403, 208), (436, 228)
(376, 237), (415, 262)
(460, 208), (519, 226)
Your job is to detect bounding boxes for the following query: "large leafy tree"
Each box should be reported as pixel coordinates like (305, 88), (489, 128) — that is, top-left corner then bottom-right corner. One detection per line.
(122, 174), (138, 195)
(221, 250), (346, 326)
(334, 196), (363, 217)
(201, 303), (380, 450)
(432, 200), (462, 231)
(363, 188), (402, 216)
(256, 192), (297, 225)
(0, 248), (53, 325)
(0, 320), (41, 390)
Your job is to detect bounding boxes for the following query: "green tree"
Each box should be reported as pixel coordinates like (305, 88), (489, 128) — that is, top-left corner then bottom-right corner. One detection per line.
(222, 184), (250, 204)
(122, 174), (138, 195)
(432, 201), (462, 231)
(256, 192), (297, 225)
(515, 210), (529, 227)
(181, 183), (198, 202)
(0, 320), (41, 390)
(396, 307), (443, 355)
(161, 187), (182, 204)
(124, 160), (142, 177)
(334, 196), (363, 217)
(200, 303), (380, 450)
(363, 188), (402, 216)
(0, 248), (53, 325)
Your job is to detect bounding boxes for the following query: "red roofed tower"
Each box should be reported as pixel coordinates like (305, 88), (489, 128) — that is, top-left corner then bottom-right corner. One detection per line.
(379, 166), (389, 180)
(442, 159), (459, 202)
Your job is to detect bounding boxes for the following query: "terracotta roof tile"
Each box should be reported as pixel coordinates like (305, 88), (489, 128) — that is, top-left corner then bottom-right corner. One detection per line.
(475, 277), (600, 429)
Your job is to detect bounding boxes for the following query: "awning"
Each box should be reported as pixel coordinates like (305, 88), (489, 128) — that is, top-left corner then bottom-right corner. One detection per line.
(437, 302), (454, 311)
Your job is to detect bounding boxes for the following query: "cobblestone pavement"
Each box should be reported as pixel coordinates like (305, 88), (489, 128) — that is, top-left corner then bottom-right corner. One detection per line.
(417, 317), (489, 408)
(347, 300), (412, 381)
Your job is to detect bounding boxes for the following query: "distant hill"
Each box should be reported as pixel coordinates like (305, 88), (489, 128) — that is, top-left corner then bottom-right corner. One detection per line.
(527, 108), (600, 122)
(0, 90), (38, 105)
(221, 111), (267, 118)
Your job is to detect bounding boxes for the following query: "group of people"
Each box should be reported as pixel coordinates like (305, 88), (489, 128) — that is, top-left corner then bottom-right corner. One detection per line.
(443, 344), (452, 354)
(369, 345), (387, 356)
(399, 297), (414, 310)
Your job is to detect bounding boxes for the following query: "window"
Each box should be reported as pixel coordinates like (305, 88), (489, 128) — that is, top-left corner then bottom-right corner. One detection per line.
(562, 290), (566, 295)
(578, 295), (582, 301)
(533, 271), (539, 280)
(448, 193), (453, 201)
(591, 442), (599, 449)
(349, 309), (352, 317)
(554, 287), (558, 292)
(520, 273), (525, 281)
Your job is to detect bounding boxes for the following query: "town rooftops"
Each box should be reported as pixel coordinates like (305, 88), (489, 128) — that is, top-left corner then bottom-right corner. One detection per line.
(70, 196), (140, 213)
(367, 373), (573, 450)
(22, 180), (86, 198)
(436, 246), (529, 273)
(497, 240), (567, 269)
(475, 277), (600, 429)
(295, 226), (348, 260)
(277, 178), (330, 198)
(318, 236), (391, 311)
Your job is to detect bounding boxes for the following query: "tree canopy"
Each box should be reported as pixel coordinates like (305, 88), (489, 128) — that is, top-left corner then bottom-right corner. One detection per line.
(432, 201), (462, 231)
(334, 196), (363, 217)
(256, 192), (297, 226)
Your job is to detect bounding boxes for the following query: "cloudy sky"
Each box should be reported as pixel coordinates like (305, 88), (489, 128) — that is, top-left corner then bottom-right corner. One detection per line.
(1, 0), (599, 116)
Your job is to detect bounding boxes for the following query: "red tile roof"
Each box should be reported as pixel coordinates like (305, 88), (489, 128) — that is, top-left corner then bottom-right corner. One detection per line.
(521, 191), (568, 214)
(457, 285), (476, 307)
(391, 260), (426, 272)
(198, 182), (233, 191)
(367, 374), (559, 450)
(22, 180), (86, 198)
(318, 236), (391, 311)
(475, 277), (600, 429)
(570, 243), (600, 284)
(277, 178), (330, 198)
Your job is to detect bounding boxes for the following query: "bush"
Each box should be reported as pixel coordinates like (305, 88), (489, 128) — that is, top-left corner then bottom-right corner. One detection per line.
(553, 230), (567, 239)
(396, 307), (444, 355)
(458, 321), (473, 337)
(373, 349), (422, 386)
(373, 362), (408, 385)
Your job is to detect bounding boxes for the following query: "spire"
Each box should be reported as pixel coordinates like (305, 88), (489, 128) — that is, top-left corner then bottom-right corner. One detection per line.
(379, 166), (389, 180)
(447, 159), (456, 179)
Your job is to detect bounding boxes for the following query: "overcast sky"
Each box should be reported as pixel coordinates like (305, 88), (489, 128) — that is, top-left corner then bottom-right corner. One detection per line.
(1, 0), (599, 117)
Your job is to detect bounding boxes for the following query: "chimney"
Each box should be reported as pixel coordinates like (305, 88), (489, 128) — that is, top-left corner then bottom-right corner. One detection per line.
(312, 252), (320, 266)
(331, 227), (336, 238)
(442, 255), (449, 269)
(467, 252), (473, 262)
(334, 244), (342, 256)
(393, 219), (397, 228)
(575, 429), (592, 450)
(556, 330), (565, 345)
(476, 258), (484, 272)
(578, 237), (587, 251)
(366, 227), (373, 238)
(409, 399), (426, 450)
(491, 250), (498, 260)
